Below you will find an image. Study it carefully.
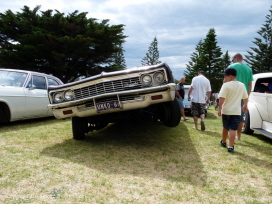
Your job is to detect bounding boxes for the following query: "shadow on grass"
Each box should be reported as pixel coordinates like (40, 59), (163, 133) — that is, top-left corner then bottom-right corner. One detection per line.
(236, 137), (272, 169)
(41, 120), (207, 186)
(0, 117), (67, 133)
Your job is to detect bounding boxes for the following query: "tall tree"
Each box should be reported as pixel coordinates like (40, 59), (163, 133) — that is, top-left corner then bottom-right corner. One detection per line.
(184, 28), (223, 93)
(222, 51), (232, 69)
(141, 37), (161, 66)
(109, 43), (126, 71)
(0, 5), (127, 83)
(184, 40), (205, 84)
(245, 5), (272, 73)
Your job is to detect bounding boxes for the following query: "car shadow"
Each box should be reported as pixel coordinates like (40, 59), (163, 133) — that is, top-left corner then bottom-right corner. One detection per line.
(0, 117), (66, 133)
(40, 120), (207, 186)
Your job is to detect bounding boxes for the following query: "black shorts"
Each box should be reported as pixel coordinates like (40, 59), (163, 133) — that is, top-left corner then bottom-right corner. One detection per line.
(222, 114), (241, 130)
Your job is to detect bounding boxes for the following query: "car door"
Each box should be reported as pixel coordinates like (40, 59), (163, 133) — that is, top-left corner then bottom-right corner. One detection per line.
(267, 93), (272, 122)
(24, 75), (49, 118)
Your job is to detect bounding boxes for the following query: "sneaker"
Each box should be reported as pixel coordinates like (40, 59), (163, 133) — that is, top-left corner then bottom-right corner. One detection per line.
(228, 146), (234, 153)
(200, 121), (205, 131)
(220, 140), (226, 147)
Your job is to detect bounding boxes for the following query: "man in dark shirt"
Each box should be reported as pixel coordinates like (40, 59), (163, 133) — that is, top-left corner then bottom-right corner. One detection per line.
(176, 76), (189, 121)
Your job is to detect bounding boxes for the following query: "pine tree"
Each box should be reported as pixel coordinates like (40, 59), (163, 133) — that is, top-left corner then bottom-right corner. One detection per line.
(222, 51), (232, 69)
(184, 28), (223, 92)
(245, 5), (272, 73)
(184, 40), (205, 84)
(141, 37), (161, 66)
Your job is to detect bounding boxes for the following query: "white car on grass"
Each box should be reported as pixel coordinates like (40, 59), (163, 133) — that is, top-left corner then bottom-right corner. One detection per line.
(242, 72), (272, 139)
(0, 68), (63, 123)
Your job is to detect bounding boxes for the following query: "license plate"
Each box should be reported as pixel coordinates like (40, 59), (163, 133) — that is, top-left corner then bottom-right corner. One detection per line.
(185, 105), (191, 108)
(96, 100), (121, 111)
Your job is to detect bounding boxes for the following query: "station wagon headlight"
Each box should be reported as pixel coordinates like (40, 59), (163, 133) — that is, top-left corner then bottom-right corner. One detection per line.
(153, 71), (165, 84)
(64, 90), (74, 101)
(141, 74), (152, 86)
(53, 92), (63, 103)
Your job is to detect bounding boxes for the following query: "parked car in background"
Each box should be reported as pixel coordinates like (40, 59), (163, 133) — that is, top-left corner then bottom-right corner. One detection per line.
(183, 85), (208, 116)
(48, 63), (181, 140)
(242, 72), (272, 139)
(0, 69), (63, 123)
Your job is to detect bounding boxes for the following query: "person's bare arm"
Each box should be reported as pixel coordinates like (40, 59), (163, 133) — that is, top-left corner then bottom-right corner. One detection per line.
(206, 91), (211, 104)
(218, 97), (225, 116)
(188, 86), (193, 101)
(243, 98), (248, 112)
(176, 90), (182, 99)
(248, 81), (252, 95)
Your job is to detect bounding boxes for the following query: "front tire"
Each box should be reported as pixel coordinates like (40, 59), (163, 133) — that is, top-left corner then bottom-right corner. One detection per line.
(158, 98), (181, 127)
(72, 117), (88, 140)
(242, 111), (254, 134)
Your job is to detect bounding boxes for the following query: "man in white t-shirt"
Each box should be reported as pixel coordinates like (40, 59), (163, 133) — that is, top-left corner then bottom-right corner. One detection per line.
(188, 71), (211, 130)
(218, 68), (248, 153)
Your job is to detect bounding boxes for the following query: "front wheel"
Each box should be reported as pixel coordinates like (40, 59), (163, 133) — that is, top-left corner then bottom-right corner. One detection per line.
(242, 111), (254, 134)
(158, 98), (181, 127)
(72, 117), (88, 140)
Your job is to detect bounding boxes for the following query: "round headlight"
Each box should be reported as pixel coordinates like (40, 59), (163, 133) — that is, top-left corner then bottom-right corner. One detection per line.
(153, 72), (165, 83)
(64, 90), (74, 101)
(53, 92), (63, 103)
(141, 74), (152, 86)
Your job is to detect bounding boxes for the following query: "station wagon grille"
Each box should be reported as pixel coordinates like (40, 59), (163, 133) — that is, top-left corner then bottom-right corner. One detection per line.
(74, 77), (142, 100)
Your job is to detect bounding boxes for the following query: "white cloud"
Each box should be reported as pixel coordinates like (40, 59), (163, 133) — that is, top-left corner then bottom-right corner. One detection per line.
(0, 0), (271, 80)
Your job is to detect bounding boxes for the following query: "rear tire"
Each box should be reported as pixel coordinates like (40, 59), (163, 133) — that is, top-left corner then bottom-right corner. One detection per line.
(72, 117), (88, 140)
(158, 98), (181, 127)
(242, 111), (254, 134)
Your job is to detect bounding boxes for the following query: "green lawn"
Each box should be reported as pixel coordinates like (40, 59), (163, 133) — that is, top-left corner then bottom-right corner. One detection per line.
(0, 106), (272, 204)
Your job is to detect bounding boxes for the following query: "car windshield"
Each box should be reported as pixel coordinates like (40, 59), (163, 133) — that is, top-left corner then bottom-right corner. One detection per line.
(0, 70), (28, 87)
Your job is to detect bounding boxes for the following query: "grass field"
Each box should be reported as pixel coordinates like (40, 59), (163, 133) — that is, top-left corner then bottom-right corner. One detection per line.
(0, 106), (272, 204)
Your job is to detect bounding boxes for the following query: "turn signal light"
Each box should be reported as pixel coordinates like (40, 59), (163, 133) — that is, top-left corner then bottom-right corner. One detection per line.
(151, 95), (163, 100)
(63, 110), (73, 115)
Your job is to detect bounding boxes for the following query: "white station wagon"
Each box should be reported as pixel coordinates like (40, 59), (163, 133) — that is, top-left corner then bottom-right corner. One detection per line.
(0, 69), (63, 123)
(242, 72), (272, 139)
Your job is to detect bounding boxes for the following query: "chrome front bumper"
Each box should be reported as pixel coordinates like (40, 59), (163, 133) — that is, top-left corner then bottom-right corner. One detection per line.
(49, 83), (176, 119)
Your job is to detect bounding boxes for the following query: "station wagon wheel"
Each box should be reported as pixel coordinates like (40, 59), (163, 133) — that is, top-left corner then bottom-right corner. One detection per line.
(158, 98), (181, 127)
(71, 117), (88, 140)
(242, 111), (254, 134)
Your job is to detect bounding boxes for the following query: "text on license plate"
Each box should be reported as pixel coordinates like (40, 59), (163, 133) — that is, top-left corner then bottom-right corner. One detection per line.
(96, 100), (120, 111)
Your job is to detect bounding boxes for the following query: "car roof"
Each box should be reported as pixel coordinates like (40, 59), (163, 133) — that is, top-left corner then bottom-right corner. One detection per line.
(253, 72), (272, 80)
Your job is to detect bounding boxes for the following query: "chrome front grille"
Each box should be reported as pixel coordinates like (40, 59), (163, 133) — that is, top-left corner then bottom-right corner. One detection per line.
(74, 77), (141, 100)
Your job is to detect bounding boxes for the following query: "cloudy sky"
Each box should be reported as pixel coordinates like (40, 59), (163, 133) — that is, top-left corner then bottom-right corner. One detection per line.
(0, 0), (271, 79)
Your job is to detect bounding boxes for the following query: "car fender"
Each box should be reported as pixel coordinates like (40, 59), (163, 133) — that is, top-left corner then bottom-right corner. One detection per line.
(248, 101), (262, 129)
(0, 100), (11, 122)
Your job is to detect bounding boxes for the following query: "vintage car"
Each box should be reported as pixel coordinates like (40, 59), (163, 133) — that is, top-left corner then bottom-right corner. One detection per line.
(242, 72), (272, 139)
(0, 69), (63, 123)
(47, 63), (181, 140)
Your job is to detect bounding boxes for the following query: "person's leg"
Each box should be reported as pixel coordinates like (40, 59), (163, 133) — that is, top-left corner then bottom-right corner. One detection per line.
(222, 127), (228, 143)
(236, 100), (244, 140)
(181, 109), (189, 120)
(236, 122), (243, 140)
(229, 129), (236, 147)
(220, 115), (229, 147)
(228, 115), (240, 153)
(199, 104), (206, 130)
(193, 116), (198, 129)
(180, 99), (189, 120)
(191, 102), (198, 129)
